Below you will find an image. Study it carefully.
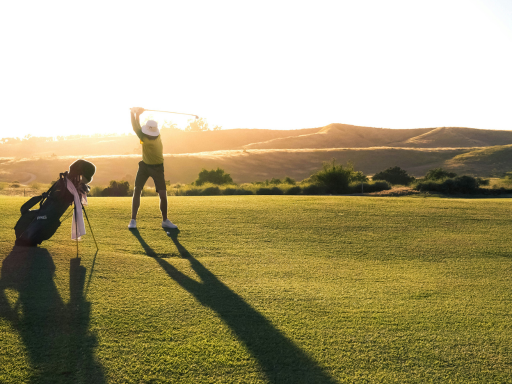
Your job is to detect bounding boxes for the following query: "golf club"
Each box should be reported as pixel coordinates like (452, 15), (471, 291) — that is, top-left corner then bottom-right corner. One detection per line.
(132, 108), (199, 119)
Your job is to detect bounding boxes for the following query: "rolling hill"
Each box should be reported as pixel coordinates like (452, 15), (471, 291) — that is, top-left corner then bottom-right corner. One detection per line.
(0, 128), (321, 158)
(243, 124), (512, 150)
(1, 124), (512, 185)
(0, 147), (502, 186)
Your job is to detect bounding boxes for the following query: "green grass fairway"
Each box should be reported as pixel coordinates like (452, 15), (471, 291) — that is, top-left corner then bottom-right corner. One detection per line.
(1, 196), (512, 383)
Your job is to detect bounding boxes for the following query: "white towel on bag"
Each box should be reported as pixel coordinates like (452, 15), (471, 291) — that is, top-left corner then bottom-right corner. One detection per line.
(66, 178), (87, 240)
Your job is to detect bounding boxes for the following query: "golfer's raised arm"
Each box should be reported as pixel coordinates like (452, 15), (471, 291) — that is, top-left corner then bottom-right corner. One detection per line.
(130, 108), (144, 140)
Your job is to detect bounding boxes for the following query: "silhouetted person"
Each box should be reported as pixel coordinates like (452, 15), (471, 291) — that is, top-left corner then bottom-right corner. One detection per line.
(129, 107), (177, 230)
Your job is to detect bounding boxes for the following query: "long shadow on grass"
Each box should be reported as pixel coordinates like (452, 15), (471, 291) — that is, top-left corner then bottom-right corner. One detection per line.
(129, 228), (173, 258)
(134, 229), (337, 384)
(0, 246), (105, 383)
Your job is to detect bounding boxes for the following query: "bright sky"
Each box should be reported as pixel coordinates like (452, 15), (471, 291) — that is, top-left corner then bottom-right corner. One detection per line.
(1, 0), (512, 138)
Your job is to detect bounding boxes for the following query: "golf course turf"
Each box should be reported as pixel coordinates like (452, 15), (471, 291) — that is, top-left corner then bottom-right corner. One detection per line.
(1, 196), (511, 383)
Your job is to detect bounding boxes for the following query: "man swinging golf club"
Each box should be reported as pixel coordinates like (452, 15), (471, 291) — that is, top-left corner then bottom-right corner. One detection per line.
(128, 107), (177, 230)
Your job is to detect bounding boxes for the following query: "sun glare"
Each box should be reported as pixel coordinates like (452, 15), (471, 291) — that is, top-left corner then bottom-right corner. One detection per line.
(1, 0), (511, 139)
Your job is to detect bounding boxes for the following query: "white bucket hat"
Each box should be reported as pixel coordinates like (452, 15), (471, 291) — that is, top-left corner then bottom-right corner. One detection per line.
(141, 120), (160, 137)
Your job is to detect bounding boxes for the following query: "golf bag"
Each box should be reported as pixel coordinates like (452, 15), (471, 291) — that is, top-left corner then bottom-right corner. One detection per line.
(14, 160), (95, 247)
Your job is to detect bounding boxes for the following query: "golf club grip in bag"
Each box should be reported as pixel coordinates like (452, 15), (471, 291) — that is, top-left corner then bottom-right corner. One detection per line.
(14, 174), (75, 246)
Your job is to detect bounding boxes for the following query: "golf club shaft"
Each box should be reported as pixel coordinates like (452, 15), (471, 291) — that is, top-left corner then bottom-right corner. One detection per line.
(143, 109), (199, 119)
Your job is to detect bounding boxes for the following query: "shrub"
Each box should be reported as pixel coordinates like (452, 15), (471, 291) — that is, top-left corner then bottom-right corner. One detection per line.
(477, 177), (490, 186)
(310, 160), (366, 194)
(223, 188), (253, 195)
(256, 187), (284, 195)
(424, 168), (457, 180)
(195, 168), (233, 186)
(185, 189), (201, 196)
(237, 183), (263, 194)
(141, 187), (158, 196)
(10, 181), (20, 188)
(285, 186), (302, 195)
(269, 178), (282, 185)
(102, 180), (130, 196)
(414, 175), (487, 194)
(200, 186), (221, 196)
(284, 177), (296, 185)
(349, 181), (391, 193)
(368, 181), (391, 192)
(302, 184), (326, 195)
(372, 166), (415, 185)
(90, 186), (104, 197)
(167, 183), (197, 196)
(311, 160), (351, 193)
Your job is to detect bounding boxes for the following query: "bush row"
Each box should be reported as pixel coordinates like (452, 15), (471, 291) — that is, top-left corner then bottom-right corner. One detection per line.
(172, 181), (391, 196)
(89, 180), (391, 197)
(88, 163), (512, 197)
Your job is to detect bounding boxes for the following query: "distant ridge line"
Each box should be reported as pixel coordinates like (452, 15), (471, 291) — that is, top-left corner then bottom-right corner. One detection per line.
(2, 124), (512, 159)
(242, 124), (512, 150)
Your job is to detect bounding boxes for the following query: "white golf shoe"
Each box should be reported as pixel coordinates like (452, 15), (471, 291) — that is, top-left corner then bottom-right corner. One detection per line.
(128, 219), (137, 229)
(162, 219), (178, 229)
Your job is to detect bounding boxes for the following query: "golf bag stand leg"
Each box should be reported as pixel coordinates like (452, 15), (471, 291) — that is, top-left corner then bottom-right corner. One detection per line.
(74, 202), (79, 258)
(81, 203), (99, 251)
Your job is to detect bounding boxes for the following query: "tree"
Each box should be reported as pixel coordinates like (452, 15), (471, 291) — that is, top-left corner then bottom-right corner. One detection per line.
(424, 168), (457, 181)
(194, 168), (233, 186)
(185, 117), (209, 132)
(185, 118), (222, 132)
(284, 177), (296, 185)
(372, 166), (415, 185)
(101, 180), (130, 196)
(351, 170), (368, 182)
(161, 120), (179, 130)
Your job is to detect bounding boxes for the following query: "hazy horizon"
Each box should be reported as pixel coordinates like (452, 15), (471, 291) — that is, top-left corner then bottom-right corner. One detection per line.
(3, 122), (512, 141)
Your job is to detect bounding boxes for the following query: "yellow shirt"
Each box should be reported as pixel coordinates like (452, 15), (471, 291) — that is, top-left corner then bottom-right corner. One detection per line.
(131, 113), (164, 164)
(140, 135), (164, 165)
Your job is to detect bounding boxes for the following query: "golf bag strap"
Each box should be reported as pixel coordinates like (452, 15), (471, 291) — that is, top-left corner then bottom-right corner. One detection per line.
(20, 195), (43, 214)
(19, 176), (63, 214)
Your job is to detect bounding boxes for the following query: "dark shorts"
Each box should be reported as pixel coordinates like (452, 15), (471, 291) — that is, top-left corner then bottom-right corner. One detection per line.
(135, 161), (167, 191)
